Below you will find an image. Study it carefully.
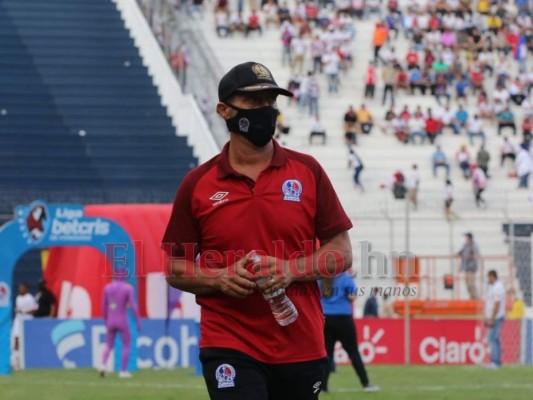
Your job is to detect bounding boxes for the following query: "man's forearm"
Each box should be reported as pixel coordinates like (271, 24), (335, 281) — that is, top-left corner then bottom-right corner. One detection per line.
(166, 259), (218, 295)
(292, 232), (353, 281)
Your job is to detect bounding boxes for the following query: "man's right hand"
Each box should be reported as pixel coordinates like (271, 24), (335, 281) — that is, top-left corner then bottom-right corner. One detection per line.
(212, 251), (257, 299)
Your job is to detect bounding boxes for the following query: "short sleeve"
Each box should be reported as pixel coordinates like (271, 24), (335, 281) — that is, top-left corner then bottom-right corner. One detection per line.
(314, 163), (353, 241)
(161, 173), (201, 261)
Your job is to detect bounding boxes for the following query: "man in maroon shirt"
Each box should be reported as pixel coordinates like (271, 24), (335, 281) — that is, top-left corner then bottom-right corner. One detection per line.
(162, 61), (353, 400)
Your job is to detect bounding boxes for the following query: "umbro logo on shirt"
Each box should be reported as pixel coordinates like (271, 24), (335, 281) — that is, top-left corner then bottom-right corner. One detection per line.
(210, 191), (229, 206)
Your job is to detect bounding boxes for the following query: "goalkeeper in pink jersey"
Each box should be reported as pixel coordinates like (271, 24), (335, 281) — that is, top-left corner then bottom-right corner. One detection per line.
(100, 270), (140, 378)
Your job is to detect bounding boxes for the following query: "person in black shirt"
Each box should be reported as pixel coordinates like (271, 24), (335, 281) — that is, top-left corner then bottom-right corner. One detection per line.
(34, 280), (56, 318)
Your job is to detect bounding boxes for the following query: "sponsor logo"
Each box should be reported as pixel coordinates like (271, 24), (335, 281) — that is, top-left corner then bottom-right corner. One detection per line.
(51, 320), (86, 368)
(419, 327), (486, 364)
(313, 381), (322, 394)
(282, 179), (303, 202)
(20, 201), (50, 244)
(239, 118), (250, 133)
(359, 326), (387, 363)
(216, 363), (236, 388)
(209, 192), (229, 207)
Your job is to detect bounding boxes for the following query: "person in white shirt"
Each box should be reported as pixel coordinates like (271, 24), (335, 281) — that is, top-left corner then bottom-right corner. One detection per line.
(309, 114), (326, 145)
(500, 136), (516, 167)
(291, 35), (307, 76)
(323, 49), (341, 93)
(444, 179), (457, 220)
(484, 270), (505, 369)
(348, 148), (364, 191)
(11, 282), (37, 370)
(515, 143), (533, 189)
(406, 164), (420, 209)
(467, 115), (486, 146)
(408, 114), (426, 144)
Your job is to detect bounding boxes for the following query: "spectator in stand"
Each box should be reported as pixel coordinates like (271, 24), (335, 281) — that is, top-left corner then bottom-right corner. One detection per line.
(432, 145), (450, 178)
(444, 180), (457, 220)
(262, 0), (279, 28)
(458, 232), (480, 300)
(245, 10), (262, 37)
(497, 107), (516, 136)
(406, 47), (419, 69)
(310, 34), (325, 74)
(467, 115), (486, 146)
(406, 164), (420, 209)
(357, 104), (373, 135)
(309, 114), (327, 145)
(363, 288), (379, 318)
(323, 48), (341, 93)
(280, 21), (293, 66)
(425, 108), (441, 145)
(477, 145), (491, 178)
(440, 105), (459, 135)
(169, 44), (189, 90)
(382, 63), (396, 106)
(344, 105), (357, 144)
(471, 163), (488, 208)
(372, 22), (388, 65)
(456, 144), (472, 179)
(381, 105), (396, 135)
(522, 117), (533, 143)
(392, 115), (409, 143)
(364, 61), (377, 99)
(409, 66), (425, 95)
(515, 143), (533, 189)
(455, 104), (469, 132)
(501, 137), (516, 167)
(215, 10), (230, 37)
(348, 148), (364, 191)
(291, 34), (307, 75)
(408, 113), (426, 145)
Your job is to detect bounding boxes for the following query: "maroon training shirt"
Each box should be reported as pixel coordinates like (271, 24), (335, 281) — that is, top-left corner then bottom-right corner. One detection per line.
(162, 140), (352, 364)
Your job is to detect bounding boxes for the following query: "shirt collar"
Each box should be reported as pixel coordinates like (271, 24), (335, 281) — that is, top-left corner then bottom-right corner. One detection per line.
(217, 139), (287, 179)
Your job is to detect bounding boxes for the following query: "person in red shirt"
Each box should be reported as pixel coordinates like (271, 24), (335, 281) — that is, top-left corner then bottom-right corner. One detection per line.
(406, 48), (419, 69)
(364, 61), (376, 99)
(163, 62), (353, 400)
(425, 108), (441, 144)
(245, 10), (262, 37)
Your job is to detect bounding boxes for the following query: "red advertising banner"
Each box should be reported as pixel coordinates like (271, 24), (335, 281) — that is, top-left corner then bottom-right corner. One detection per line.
(335, 319), (521, 365)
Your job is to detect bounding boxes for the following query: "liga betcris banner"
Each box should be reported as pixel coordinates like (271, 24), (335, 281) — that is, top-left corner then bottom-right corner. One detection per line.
(334, 319), (521, 365)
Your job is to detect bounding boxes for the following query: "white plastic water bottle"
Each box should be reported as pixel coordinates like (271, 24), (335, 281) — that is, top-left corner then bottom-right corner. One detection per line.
(253, 256), (298, 326)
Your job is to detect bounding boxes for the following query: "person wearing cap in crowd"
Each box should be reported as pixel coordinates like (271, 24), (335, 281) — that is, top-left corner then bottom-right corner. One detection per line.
(99, 267), (141, 378)
(457, 232), (480, 300)
(162, 61), (352, 400)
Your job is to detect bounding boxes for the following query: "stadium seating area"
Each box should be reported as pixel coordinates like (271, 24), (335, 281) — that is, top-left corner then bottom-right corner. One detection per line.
(0, 0), (197, 214)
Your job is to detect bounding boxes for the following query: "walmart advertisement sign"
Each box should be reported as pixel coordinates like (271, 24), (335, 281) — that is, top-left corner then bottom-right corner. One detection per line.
(23, 319), (200, 370)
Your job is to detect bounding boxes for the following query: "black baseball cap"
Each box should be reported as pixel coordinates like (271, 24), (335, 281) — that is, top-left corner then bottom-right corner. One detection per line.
(218, 61), (292, 102)
(464, 232), (473, 238)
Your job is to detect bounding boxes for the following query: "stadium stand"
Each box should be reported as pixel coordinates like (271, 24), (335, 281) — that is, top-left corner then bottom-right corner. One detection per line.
(0, 0), (197, 214)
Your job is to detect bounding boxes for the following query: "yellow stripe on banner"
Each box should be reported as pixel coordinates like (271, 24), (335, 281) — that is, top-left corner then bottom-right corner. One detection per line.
(41, 249), (49, 271)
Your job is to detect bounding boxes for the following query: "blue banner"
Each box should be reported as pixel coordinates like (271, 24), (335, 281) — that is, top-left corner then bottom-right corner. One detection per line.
(23, 319), (200, 370)
(0, 201), (136, 375)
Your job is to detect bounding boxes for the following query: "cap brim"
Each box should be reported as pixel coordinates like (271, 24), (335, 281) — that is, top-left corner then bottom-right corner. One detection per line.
(235, 84), (293, 97)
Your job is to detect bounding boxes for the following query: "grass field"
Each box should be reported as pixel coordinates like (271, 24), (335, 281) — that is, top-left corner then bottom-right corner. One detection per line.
(1, 365), (533, 400)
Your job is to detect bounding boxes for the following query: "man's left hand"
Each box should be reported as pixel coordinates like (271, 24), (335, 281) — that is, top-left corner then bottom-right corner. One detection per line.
(251, 255), (294, 295)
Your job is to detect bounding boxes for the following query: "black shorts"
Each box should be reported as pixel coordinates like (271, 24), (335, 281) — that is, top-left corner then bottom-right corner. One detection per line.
(200, 348), (328, 400)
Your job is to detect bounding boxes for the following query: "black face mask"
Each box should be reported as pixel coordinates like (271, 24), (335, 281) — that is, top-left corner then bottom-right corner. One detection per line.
(225, 104), (279, 147)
